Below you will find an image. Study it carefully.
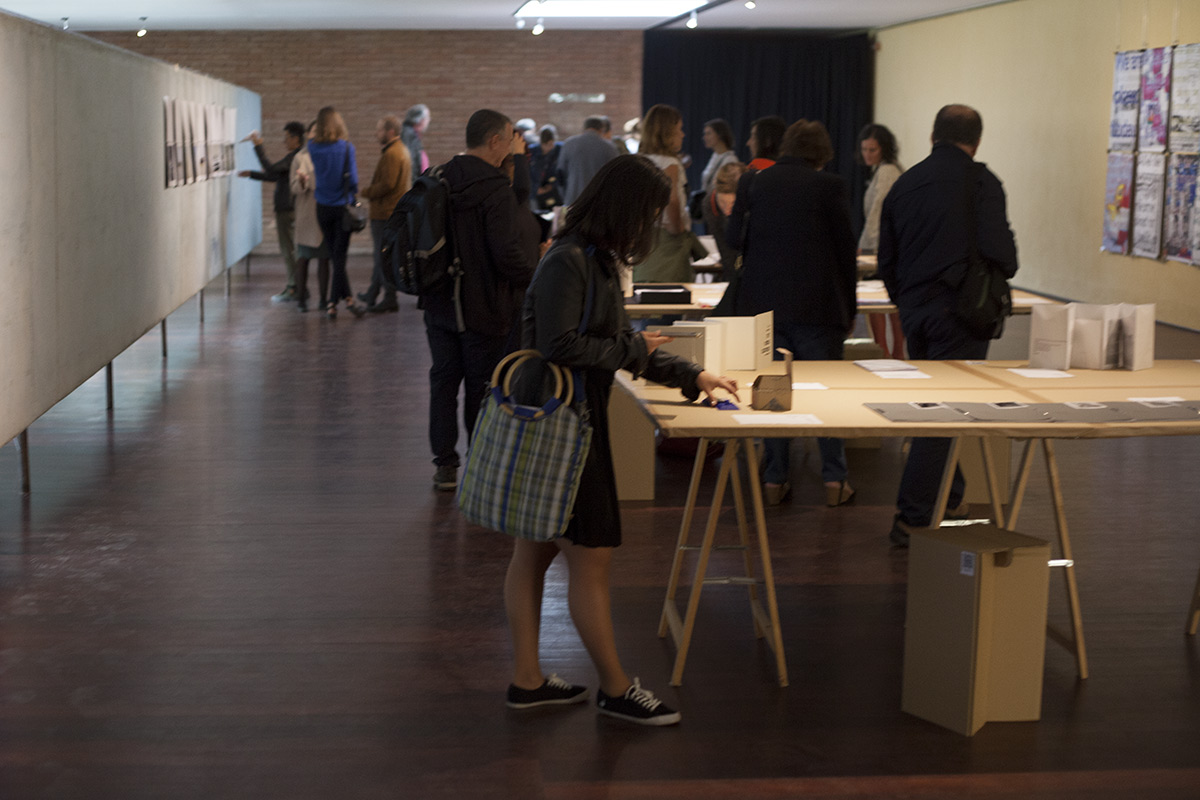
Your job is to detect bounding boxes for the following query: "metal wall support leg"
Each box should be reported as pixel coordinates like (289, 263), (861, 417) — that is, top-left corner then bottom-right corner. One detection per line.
(245, 253), (252, 279)
(106, 362), (114, 410)
(225, 266), (232, 297)
(16, 429), (30, 493)
(161, 319), (168, 359)
(199, 287), (205, 323)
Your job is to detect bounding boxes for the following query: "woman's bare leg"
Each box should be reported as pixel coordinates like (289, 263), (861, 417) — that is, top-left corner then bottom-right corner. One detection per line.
(556, 539), (631, 697)
(504, 538), (559, 689)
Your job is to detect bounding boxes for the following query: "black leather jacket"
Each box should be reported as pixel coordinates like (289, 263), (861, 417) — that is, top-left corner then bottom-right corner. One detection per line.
(522, 236), (703, 397)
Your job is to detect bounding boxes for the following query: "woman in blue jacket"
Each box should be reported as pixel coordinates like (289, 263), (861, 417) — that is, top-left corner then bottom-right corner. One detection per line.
(306, 106), (365, 318)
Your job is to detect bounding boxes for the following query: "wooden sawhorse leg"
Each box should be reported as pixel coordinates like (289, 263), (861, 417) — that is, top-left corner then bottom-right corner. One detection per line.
(658, 437), (788, 687)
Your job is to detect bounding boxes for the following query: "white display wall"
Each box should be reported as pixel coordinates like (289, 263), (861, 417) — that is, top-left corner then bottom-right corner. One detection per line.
(0, 11), (261, 445)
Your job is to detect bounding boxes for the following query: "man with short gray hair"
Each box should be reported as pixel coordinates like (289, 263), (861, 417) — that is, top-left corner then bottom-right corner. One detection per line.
(358, 114), (412, 313)
(558, 115), (617, 206)
(402, 103), (431, 174)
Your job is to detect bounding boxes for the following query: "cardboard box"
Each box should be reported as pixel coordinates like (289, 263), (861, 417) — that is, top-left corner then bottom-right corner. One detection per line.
(707, 312), (774, 371)
(751, 348), (793, 411)
(902, 525), (1051, 736)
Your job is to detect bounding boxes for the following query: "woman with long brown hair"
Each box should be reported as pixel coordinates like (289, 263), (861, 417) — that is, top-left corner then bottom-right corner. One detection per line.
(306, 106), (365, 318)
(506, 155), (737, 726)
(630, 104), (697, 283)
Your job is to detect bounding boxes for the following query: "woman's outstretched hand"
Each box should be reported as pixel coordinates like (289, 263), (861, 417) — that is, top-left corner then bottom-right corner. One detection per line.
(696, 371), (740, 403)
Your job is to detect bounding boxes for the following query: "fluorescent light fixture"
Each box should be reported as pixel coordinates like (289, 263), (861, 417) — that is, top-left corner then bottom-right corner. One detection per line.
(515, 1), (706, 18)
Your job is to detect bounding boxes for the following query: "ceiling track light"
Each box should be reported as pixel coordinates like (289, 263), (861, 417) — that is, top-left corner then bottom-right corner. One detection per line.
(516, 17), (526, 28)
(61, 17), (69, 30)
(532, 18), (545, 35)
(745, 1), (757, 8)
(686, 9), (698, 28)
(136, 16), (148, 37)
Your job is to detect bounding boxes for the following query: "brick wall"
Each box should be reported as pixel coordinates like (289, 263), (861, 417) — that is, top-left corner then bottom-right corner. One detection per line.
(90, 29), (643, 251)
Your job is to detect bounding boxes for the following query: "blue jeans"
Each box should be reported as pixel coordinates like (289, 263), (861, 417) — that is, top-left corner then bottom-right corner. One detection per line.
(761, 323), (847, 485)
(894, 303), (990, 525)
(424, 312), (507, 468)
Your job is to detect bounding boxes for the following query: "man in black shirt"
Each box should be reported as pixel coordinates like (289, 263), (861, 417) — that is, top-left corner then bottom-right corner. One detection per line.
(239, 121), (305, 302)
(878, 104), (1018, 546)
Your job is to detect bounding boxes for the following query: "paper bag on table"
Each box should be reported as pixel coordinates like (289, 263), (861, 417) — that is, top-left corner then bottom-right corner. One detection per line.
(1115, 303), (1154, 371)
(1069, 304), (1120, 370)
(1028, 304), (1074, 370)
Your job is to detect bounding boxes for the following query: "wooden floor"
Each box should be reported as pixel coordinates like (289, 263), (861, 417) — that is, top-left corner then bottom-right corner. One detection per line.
(2, 256), (1200, 799)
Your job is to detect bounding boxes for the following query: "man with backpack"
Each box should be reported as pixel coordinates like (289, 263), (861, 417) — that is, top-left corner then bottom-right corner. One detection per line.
(423, 109), (536, 491)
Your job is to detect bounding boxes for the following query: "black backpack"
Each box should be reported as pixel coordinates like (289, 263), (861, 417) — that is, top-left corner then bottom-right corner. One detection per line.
(381, 165), (460, 296)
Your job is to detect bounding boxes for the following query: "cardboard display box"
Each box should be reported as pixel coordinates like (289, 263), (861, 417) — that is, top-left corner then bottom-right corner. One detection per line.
(902, 525), (1051, 736)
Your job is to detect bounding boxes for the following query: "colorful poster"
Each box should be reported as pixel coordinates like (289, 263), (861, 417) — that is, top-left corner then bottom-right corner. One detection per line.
(1102, 152), (1134, 254)
(1133, 152), (1166, 258)
(1139, 47), (1172, 153)
(1110, 50), (1143, 150)
(1164, 154), (1198, 262)
(1170, 43), (1200, 153)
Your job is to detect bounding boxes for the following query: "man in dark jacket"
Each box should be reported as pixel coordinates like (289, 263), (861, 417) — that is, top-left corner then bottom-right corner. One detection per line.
(424, 109), (535, 490)
(238, 121), (305, 302)
(878, 104), (1018, 546)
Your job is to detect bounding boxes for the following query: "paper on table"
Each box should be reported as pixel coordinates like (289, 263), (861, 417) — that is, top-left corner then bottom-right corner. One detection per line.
(1008, 368), (1074, 378)
(854, 359), (917, 372)
(732, 414), (823, 425)
(792, 382), (828, 390)
(1019, 297), (1057, 304)
(1128, 396), (1185, 402)
(878, 370), (932, 379)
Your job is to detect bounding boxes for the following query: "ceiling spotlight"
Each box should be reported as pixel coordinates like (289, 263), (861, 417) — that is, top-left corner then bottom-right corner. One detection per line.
(532, 18), (545, 35)
(686, 9), (698, 28)
(61, 17), (69, 30)
(136, 17), (148, 37)
(516, 18), (526, 28)
(745, 1), (756, 8)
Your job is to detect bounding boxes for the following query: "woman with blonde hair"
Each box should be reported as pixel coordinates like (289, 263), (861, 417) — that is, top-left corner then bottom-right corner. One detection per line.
(306, 106), (366, 318)
(631, 104), (700, 283)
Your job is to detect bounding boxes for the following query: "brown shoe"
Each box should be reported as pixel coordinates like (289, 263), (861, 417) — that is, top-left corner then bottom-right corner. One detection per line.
(762, 482), (791, 506)
(825, 481), (856, 507)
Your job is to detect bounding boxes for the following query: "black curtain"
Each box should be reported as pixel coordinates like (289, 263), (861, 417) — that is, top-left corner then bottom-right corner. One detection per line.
(642, 30), (875, 233)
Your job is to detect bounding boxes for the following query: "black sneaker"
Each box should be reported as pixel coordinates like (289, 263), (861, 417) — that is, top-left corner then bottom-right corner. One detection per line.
(433, 465), (457, 491)
(596, 678), (681, 726)
(506, 674), (589, 709)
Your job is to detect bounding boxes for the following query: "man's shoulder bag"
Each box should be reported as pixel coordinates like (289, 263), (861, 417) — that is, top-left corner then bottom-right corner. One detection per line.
(951, 164), (1011, 340)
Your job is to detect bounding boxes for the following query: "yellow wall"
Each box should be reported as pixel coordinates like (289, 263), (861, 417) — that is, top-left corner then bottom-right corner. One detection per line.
(876, 0), (1200, 329)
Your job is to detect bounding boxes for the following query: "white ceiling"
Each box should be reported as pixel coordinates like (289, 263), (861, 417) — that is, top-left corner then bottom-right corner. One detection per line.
(1, 0), (1010, 32)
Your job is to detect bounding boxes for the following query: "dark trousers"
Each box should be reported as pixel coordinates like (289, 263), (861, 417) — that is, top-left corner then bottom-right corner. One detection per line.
(364, 219), (398, 305)
(425, 312), (507, 468)
(316, 204), (353, 305)
(895, 302), (990, 526)
(761, 322), (848, 484)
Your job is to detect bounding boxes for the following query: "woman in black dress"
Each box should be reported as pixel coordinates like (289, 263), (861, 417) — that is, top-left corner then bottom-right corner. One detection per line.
(505, 156), (738, 726)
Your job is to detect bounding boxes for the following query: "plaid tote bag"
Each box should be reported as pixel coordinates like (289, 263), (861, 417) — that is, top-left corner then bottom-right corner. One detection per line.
(457, 264), (597, 540)
(456, 351), (593, 541)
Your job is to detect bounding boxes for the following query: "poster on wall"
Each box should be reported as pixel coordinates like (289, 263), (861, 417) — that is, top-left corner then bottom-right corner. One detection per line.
(1164, 154), (1198, 262)
(1133, 152), (1166, 258)
(179, 100), (195, 185)
(163, 97), (178, 188)
(223, 107), (237, 177)
(1170, 43), (1200, 153)
(1139, 47), (1173, 153)
(1110, 50), (1143, 151)
(1102, 152), (1134, 254)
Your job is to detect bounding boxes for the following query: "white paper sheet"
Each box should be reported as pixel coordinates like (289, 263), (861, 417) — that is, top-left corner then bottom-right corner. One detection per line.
(1008, 368), (1074, 378)
(792, 382), (828, 390)
(854, 359), (917, 372)
(877, 370), (931, 379)
(733, 414), (823, 425)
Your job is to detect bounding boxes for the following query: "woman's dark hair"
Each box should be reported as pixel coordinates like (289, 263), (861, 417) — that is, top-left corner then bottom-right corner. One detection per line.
(703, 118), (734, 150)
(559, 155), (671, 264)
(781, 119), (834, 170)
(750, 116), (786, 161)
(856, 122), (900, 165)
